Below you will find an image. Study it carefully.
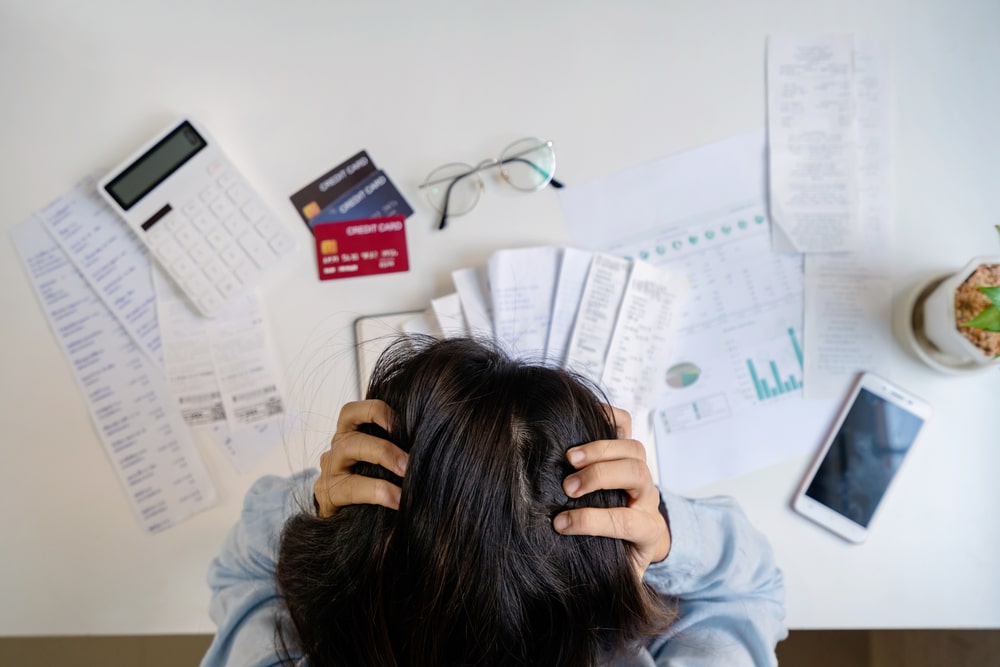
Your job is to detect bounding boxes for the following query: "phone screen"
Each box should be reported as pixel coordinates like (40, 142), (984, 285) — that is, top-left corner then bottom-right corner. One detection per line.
(805, 388), (926, 527)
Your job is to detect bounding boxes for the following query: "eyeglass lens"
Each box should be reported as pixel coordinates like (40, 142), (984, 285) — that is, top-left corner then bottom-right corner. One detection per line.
(498, 138), (556, 191)
(422, 162), (483, 216)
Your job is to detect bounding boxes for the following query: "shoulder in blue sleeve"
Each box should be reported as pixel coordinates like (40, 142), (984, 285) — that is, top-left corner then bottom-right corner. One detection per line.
(200, 470), (317, 667)
(639, 490), (788, 667)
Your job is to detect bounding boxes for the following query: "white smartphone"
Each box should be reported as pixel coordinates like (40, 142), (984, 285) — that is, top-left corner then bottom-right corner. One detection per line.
(791, 372), (932, 543)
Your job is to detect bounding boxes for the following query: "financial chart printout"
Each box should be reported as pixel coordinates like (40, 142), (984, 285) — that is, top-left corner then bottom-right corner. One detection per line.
(613, 204), (805, 432)
(560, 131), (835, 491)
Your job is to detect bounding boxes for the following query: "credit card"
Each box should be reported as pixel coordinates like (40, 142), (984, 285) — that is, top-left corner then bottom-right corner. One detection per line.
(289, 150), (376, 224)
(309, 169), (414, 230)
(313, 215), (409, 280)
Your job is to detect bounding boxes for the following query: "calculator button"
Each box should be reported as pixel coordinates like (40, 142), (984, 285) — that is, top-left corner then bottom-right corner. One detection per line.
(189, 242), (214, 264)
(206, 229), (229, 250)
(182, 200), (201, 217)
(235, 263), (260, 284)
(255, 217), (281, 240)
(172, 255), (197, 277)
(174, 222), (200, 248)
(210, 198), (235, 220)
(206, 161), (224, 177)
(217, 171), (238, 189)
(216, 274), (240, 298)
(191, 212), (214, 234)
(166, 212), (188, 231)
(145, 224), (171, 247)
(239, 232), (276, 268)
(156, 238), (184, 263)
(220, 245), (245, 268)
(227, 184), (251, 205)
(202, 259), (227, 282)
(223, 214), (249, 236)
(184, 271), (212, 296)
(270, 232), (295, 255)
(200, 185), (222, 203)
(241, 200), (266, 222)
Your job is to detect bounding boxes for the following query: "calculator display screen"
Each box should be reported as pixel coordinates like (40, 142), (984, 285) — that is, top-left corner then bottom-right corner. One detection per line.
(105, 121), (207, 210)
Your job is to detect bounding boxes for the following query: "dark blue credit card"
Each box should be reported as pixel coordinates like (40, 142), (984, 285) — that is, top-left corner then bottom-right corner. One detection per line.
(309, 169), (413, 230)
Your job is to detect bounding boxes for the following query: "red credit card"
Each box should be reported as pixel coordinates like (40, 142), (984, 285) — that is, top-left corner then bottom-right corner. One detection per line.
(313, 215), (409, 280)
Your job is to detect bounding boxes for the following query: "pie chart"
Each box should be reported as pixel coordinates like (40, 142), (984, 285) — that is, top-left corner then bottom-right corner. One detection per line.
(666, 362), (701, 389)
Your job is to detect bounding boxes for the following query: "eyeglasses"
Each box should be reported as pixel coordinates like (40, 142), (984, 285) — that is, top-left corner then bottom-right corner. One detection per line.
(419, 137), (564, 230)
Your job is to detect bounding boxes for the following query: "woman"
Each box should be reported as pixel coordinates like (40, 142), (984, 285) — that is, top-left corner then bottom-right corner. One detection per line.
(200, 337), (787, 666)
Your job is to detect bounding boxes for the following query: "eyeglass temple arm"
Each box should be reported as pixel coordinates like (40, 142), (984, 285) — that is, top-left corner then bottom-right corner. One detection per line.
(437, 171), (478, 230)
(499, 156), (564, 188)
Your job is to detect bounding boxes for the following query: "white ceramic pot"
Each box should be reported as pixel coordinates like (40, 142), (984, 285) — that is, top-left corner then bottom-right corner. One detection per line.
(921, 255), (1000, 367)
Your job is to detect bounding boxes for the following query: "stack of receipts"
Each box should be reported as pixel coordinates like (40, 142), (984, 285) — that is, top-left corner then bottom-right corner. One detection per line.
(11, 176), (289, 533)
(357, 246), (690, 484)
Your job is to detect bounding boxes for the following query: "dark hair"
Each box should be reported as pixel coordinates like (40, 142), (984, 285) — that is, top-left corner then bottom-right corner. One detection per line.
(276, 336), (675, 666)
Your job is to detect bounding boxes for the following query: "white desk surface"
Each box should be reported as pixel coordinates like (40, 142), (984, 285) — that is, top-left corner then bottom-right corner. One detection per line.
(2, 0), (998, 636)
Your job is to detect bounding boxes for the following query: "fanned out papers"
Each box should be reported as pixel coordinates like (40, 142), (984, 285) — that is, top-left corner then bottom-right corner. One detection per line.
(358, 247), (690, 485)
(10, 177), (290, 532)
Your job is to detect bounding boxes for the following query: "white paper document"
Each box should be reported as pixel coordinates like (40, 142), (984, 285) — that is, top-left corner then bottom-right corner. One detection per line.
(803, 40), (895, 398)
(767, 35), (860, 253)
(401, 308), (441, 338)
(37, 176), (164, 368)
(431, 292), (468, 339)
(451, 267), (493, 338)
(545, 247), (594, 365)
(11, 216), (216, 533)
(153, 268), (227, 428)
(600, 260), (688, 415)
(564, 254), (633, 382)
(153, 269), (285, 471)
(560, 131), (837, 492)
(488, 246), (562, 360)
(209, 293), (287, 431)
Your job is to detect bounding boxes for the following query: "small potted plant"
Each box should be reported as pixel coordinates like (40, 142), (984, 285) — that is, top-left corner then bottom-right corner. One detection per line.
(916, 226), (1000, 370)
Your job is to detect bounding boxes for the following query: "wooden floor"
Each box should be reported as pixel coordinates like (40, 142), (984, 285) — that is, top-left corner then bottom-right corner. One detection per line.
(778, 630), (1000, 666)
(0, 630), (998, 665)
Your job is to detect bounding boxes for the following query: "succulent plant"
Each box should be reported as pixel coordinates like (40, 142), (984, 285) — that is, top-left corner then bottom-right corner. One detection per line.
(959, 226), (1000, 357)
(963, 286), (1000, 333)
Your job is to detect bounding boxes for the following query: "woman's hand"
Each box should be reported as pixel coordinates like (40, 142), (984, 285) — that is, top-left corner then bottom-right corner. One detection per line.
(552, 407), (671, 576)
(313, 399), (408, 518)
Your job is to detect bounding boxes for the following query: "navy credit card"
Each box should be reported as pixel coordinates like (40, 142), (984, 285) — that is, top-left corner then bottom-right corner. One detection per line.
(290, 150), (376, 224)
(309, 169), (414, 229)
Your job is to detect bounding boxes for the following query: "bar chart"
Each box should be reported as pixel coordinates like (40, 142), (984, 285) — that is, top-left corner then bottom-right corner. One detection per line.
(746, 327), (804, 401)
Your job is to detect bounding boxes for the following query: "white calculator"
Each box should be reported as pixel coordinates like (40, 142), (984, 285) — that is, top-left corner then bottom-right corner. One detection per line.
(98, 118), (296, 317)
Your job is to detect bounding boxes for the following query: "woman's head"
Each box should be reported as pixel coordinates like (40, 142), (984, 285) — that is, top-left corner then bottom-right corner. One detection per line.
(277, 336), (674, 666)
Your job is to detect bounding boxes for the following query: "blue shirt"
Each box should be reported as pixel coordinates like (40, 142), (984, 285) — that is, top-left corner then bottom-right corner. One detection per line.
(200, 470), (787, 666)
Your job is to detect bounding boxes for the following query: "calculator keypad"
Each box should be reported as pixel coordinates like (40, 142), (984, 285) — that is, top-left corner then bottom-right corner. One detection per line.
(145, 162), (295, 316)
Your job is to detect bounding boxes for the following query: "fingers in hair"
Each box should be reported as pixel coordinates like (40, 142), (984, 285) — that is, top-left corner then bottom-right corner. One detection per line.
(562, 457), (652, 501)
(323, 475), (402, 514)
(336, 399), (395, 434)
(336, 430), (408, 476)
(552, 506), (659, 542)
(566, 438), (647, 468)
